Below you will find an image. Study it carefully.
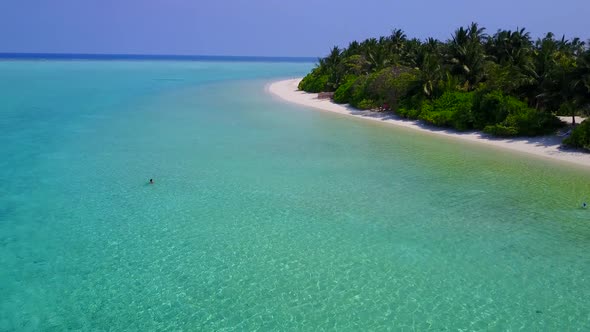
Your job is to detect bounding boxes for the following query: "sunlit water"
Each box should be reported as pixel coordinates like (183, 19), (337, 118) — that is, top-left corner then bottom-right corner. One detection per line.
(1, 60), (590, 331)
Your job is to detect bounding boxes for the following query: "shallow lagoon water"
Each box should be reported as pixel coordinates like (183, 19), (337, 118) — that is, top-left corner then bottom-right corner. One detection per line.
(1, 60), (590, 330)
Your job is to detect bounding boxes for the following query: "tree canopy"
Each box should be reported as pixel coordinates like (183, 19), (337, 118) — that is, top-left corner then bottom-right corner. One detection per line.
(299, 24), (590, 142)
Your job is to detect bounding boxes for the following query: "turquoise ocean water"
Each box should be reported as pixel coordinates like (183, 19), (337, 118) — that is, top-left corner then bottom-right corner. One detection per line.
(1, 59), (590, 330)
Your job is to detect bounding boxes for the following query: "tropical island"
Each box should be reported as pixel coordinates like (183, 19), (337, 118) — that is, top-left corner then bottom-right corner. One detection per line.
(293, 24), (590, 150)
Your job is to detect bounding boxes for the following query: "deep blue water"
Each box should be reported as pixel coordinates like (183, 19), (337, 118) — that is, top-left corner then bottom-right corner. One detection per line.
(0, 53), (316, 63)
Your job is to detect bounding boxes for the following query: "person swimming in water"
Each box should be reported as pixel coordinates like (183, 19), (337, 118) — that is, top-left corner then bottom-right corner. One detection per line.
(149, 179), (154, 184)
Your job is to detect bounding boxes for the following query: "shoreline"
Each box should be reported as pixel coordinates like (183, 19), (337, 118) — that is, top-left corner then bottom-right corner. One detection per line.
(268, 78), (590, 169)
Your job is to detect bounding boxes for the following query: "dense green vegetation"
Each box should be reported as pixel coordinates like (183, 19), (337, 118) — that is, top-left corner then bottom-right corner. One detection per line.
(299, 24), (590, 138)
(564, 119), (590, 150)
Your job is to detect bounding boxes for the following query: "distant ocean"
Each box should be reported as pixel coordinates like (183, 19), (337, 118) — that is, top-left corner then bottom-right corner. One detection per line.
(1, 55), (590, 330)
(0, 52), (317, 62)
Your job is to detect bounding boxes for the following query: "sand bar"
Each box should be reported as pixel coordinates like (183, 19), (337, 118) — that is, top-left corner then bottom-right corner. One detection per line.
(268, 78), (590, 169)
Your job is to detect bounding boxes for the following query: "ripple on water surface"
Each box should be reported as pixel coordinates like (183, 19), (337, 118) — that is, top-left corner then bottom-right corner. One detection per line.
(1, 61), (590, 330)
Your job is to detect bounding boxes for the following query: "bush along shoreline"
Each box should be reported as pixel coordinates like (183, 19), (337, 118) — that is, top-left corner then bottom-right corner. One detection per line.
(299, 24), (590, 149)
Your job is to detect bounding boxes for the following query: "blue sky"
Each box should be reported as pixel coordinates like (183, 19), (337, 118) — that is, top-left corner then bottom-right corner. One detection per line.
(0, 0), (588, 57)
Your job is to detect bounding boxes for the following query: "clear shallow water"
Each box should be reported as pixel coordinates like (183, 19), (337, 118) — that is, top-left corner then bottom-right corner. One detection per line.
(1, 60), (590, 331)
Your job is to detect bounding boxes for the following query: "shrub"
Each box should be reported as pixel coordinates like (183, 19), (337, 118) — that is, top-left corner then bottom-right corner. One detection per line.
(397, 107), (421, 119)
(356, 99), (377, 110)
(348, 75), (370, 107)
(483, 109), (562, 137)
(298, 69), (329, 92)
(472, 90), (512, 129)
(418, 91), (474, 130)
(395, 94), (426, 119)
(503, 108), (562, 136)
(472, 90), (563, 136)
(363, 67), (419, 111)
(341, 67), (419, 110)
(483, 124), (518, 136)
(333, 75), (358, 104)
(564, 120), (590, 150)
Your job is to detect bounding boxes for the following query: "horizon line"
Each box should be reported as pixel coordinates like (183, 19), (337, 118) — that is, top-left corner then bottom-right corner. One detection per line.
(0, 52), (318, 62)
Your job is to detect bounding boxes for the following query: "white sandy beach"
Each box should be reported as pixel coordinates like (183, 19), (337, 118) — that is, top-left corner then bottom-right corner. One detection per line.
(269, 78), (590, 169)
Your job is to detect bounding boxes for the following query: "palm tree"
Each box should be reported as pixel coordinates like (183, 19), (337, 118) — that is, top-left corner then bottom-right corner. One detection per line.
(485, 28), (536, 96)
(534, 35), (587, 122)
(487, 28), (532, 65)
(324, 46), (344, 90)
(385, 29), (407, 64)
(342, 41), (361, 57)
(568, 43), (590, 123)
(402, 38), (422, 68)
(577, 47), (590, 94)
(447, 23), (488, 90)
(416, 38), (443, 98)
(361, 38), (390, 71)
(325, 46), (341, 68)
(531, 33), (561, 110)
(389, 29), (407, 48)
